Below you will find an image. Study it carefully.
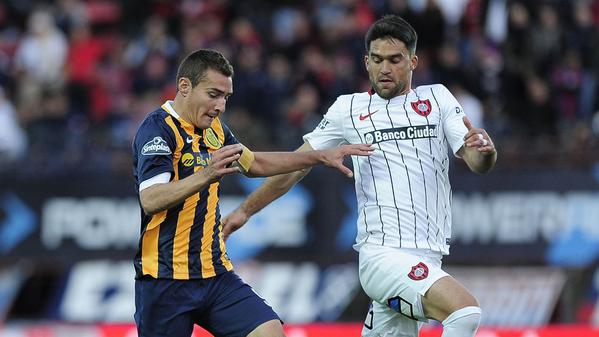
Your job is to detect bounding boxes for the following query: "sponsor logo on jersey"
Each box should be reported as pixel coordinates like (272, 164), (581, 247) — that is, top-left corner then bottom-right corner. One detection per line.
(317, 118), (330, 130)
(181, 153), (194, 167)
(364, 125), (437, 144)
(408, 262), (429, 281)
(359, 110), (378, 121)
(141, 137), (171, 156)
(411, 99), (432, 117)
(181, 152), (211, 167)
(204, 128), (222, 149)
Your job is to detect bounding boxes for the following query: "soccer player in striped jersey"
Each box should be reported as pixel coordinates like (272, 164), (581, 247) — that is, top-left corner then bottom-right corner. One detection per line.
(223, 15), (496, 337)
(132, 49), (373, 337)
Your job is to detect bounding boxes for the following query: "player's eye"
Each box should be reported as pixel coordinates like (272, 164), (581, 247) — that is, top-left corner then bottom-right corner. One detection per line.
(208, 92), (218, 98)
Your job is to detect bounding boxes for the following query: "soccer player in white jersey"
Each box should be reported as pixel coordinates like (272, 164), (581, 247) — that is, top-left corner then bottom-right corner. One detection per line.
(222, 15), (496, 337)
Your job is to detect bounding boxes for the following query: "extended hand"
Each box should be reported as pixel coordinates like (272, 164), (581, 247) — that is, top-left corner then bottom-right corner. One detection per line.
(221, 207), (250, 241)
(322, 144), (374, 177)
(463, 117), (495, 156)
(202, 144), (243, 183)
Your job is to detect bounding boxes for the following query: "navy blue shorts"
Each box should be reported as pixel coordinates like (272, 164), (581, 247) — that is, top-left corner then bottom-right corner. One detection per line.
(134, 271), (280, 337)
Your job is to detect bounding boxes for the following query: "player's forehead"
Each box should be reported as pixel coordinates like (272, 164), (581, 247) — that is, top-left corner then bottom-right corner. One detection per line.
(368, 37), (409, 57)
(197, 68), (233, 94)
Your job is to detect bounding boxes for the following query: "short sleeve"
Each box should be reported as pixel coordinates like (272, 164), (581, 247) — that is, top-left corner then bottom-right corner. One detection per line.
(437, 85), (468, 156)
(303, 96), (347, 150)
(133, 116), (176, 186)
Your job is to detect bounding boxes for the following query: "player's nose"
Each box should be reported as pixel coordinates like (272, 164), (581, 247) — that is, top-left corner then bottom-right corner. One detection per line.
(215, 98), (226, 114)
(380, 61), (392, 74)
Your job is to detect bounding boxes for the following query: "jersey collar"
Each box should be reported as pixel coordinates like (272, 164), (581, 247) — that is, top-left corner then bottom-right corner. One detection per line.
(161, 100), (181, 120)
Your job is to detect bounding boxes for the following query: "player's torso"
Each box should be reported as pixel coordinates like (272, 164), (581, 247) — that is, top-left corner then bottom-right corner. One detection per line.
(342, 88), (449, 178)
(134, 110), (233, 280)
(341, 87), (453, 253)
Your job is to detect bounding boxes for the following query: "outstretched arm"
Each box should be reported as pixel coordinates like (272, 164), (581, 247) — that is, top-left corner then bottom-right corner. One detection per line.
(457, 116), (497, 174)
(246, 143), (372, 178)
(222, 142), (315, 240)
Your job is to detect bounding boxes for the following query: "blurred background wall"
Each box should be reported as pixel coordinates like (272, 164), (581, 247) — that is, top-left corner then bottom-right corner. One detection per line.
(0, 0), (599, 336)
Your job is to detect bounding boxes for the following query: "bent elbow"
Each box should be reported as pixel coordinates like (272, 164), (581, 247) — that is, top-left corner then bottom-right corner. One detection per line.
(141, 202), (159, 216)
(140, 193), (160, 215)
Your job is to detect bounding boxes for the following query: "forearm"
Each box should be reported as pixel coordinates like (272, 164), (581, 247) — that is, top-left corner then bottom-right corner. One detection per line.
(140, 172), (210, 214)
(239, 169), (310, 216)
(462, 147), (497, 174)
(248, 151), (325, 177)
(242, 142), (314, 214)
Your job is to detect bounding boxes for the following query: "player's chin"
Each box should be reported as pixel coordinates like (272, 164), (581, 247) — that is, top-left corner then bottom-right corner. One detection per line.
(198, 118), (214, 129)
(376, 87), (398, 100)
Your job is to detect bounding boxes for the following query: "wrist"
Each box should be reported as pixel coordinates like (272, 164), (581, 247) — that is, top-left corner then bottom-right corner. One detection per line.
(239, 202), (254, 218)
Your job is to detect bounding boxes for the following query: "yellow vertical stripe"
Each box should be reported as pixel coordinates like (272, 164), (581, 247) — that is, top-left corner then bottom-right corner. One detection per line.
(172, 194), (198, 279)
(211, 118), (225, 142)
(218, 221), (234, 271)
(164, 116), (183, 180)
(172, 120), (199, 280)
(141, 211), (167, 278)
(200, 181), (219, 278)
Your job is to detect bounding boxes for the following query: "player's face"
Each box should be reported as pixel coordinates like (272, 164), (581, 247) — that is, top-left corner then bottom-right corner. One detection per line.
(188, 69), (233, 129)
(365, 38), (417, 99)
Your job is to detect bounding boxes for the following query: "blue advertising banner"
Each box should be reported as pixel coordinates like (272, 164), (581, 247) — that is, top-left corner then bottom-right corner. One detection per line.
(1, 168), (598, 267)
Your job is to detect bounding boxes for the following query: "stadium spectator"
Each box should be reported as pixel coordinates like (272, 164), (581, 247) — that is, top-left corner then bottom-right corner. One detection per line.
(0, 0), (595, 176)
(0, 86), (26, 166)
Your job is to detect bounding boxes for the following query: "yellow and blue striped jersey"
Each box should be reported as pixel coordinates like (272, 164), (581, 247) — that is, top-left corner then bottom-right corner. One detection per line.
(132, 101), (236, 279)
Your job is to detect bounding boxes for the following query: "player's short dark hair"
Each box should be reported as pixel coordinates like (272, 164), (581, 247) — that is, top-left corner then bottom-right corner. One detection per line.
(176, 49), (234, 87)
(365, 15), (418, 55)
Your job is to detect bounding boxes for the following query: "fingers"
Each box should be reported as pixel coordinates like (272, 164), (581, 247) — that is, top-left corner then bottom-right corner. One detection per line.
(334, 163), (354, 178)
(213, 144), (243, 160)
(342, 144), (374, 156)
(212, 145), (243, 169)
(464, 128), (495, 154)
(462, 116), (473, 130)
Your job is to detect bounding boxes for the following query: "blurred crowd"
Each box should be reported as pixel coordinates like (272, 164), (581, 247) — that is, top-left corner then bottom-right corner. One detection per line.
(0, 0), (598, 176)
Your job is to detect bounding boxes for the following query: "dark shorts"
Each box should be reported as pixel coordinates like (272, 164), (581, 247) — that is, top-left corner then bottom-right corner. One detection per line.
(134, 271), (280, 337)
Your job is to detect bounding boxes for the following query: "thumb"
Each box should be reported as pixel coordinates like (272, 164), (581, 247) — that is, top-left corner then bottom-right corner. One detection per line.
(463, 116), (473, 130)
(339, 163), (354, 178)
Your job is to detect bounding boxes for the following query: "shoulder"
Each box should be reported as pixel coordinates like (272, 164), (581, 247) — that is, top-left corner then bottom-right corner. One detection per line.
(138, 108), (171, 131)
(134, 108), (173, 143)
(414, 84), (451, 96)
(414, 84), (456, 101)
(330, 92), (370, 110)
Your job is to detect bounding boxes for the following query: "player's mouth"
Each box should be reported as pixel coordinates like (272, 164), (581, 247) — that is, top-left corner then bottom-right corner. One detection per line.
(378, 78), (394, 87)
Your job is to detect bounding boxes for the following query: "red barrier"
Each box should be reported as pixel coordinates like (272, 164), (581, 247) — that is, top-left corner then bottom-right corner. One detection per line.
(98, 324), (599, 337)
(2, 324), (599, 336)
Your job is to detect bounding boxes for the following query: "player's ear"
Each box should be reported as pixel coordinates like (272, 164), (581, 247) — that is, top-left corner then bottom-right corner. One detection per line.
(178, 77), (191, 96)
(364, 55), (370, 71)
(410, 54), (418, 71)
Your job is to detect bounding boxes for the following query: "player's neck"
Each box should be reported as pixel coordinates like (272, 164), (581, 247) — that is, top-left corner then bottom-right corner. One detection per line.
(399, 86), (411, 96)
(172, 94), (193, 125)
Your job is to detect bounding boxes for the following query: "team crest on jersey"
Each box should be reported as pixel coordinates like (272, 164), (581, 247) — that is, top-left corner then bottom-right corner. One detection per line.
(204, 128), (222, 149)
(411, 99), (432, 117)
(408, 262), (429, 281)
(141, 136), (171, 156)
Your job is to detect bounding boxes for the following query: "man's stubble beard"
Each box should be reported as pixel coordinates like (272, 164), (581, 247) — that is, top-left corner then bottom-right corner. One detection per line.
(369, 76), (405, 100)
